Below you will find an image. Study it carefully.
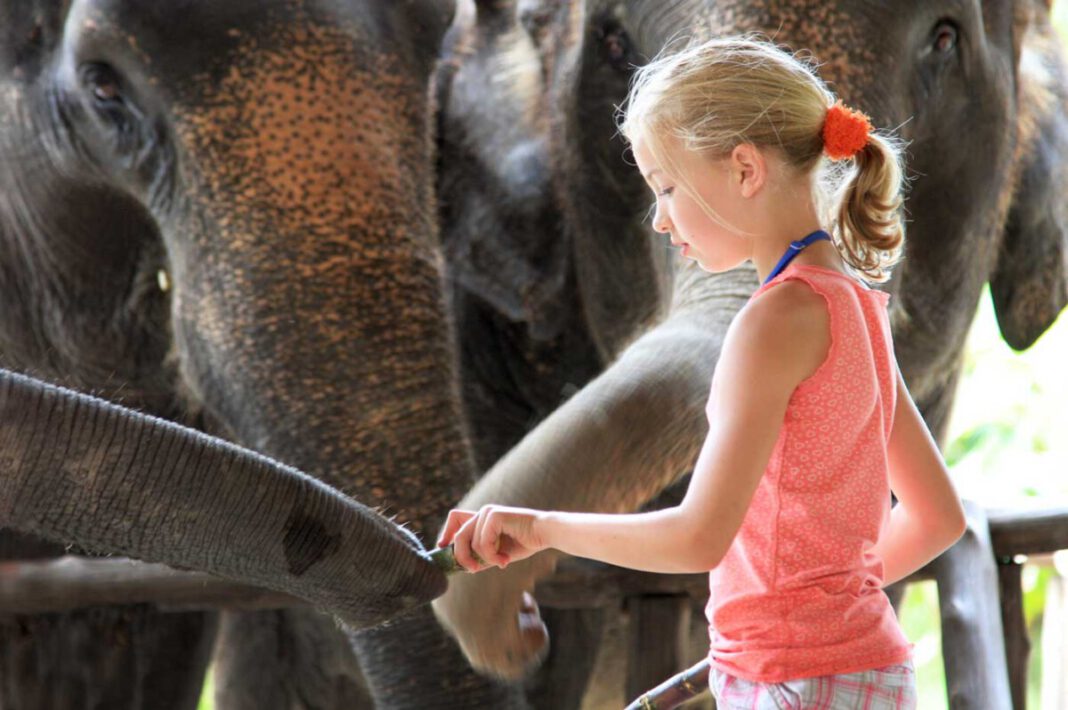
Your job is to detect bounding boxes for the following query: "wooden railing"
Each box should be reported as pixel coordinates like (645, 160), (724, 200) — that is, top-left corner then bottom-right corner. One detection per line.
(988, 507), (1068, 710)
(0, 504), (1065, 709)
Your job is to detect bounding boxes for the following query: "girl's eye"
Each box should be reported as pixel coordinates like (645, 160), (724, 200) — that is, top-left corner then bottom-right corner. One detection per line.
(658, 187), (675, 197)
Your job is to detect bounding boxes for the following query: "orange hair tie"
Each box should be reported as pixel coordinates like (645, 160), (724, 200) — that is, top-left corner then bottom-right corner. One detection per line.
(822, 100), (873, 161)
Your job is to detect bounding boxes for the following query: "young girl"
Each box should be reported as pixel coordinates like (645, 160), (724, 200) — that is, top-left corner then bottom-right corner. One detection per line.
(436, 37), (965, 709)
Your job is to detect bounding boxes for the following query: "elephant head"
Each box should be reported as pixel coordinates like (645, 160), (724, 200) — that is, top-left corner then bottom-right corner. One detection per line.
(8, 0), (468, 521)
(432, 0), (1068, 683)
(0, 1), (528, 707)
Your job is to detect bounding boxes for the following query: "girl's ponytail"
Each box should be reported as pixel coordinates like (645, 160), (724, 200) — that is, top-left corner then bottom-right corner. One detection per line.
(833, 132), (906, 284)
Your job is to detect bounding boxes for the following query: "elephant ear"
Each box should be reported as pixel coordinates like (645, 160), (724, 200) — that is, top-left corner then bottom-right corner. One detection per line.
(992, 0), (1068, 350)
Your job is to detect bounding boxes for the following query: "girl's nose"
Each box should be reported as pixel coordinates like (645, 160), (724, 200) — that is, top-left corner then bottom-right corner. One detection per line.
(652, 207), (670, 234)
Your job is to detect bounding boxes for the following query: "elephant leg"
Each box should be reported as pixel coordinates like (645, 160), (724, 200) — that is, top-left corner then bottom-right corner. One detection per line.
(350, 604), (530, 709)
(213, 609), (371, 710)
(0, 606), (216, 710)
(523, 607), (605, 710)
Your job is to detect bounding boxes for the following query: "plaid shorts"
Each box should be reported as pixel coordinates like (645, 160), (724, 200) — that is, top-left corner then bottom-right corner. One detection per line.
(711, 661), (917, 709)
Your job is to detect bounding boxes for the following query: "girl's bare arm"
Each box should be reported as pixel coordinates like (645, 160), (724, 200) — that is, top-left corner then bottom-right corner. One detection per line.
(870, 368), (967, 585)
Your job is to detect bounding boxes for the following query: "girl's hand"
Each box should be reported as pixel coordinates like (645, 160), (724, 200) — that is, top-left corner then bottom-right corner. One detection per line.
(437, 505), (549, 573)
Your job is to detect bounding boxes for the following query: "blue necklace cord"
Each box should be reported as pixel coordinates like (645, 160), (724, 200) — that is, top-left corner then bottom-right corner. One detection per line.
(762, 230), (832, 285)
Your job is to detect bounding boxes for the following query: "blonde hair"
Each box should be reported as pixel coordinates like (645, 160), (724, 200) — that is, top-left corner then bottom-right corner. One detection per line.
(618, 36), (905, 283)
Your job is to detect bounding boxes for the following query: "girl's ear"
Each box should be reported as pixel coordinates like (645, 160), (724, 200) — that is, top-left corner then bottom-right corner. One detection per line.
(731, 143), (766, 198)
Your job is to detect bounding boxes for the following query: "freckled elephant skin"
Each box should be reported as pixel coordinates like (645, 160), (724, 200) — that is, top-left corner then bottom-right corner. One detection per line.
(0, 1), (527, 709)
(432, 0), (1068, 702)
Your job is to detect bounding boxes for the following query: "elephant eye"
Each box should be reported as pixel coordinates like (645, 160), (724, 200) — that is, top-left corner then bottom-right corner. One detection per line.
(595, 19), (634, 73)
(81, 63), (125, 106)
(931, 20), (958, 55)
(78, 62), (142, 150)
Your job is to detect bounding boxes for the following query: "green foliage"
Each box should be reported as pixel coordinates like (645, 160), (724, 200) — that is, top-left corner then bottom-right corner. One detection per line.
(946, 286), (1068, 506)
(1024, 566), (1053, 628)
(898, 581), (947, 709)
(198, 668), (214, 710)
(943, 422), (1014, 467)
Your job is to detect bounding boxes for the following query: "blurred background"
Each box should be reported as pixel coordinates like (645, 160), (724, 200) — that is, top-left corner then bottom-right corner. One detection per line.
(901, 277), (1068, 708)
(898, 5), (1068, 707)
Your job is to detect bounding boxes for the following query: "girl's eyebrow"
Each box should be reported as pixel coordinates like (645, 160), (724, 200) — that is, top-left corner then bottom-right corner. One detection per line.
(643, 169), (662, 181)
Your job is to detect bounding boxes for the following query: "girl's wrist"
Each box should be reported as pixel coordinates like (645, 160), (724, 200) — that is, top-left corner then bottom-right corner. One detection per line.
(533, 510), (560, 552)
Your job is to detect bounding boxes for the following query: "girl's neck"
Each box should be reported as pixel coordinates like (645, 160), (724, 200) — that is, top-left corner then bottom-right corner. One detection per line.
(748, 182), (844, 283)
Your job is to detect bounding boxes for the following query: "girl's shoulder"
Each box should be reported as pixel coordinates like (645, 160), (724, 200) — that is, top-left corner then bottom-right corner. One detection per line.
(728, 279), (830, 386)
(743, 276), (830, 332)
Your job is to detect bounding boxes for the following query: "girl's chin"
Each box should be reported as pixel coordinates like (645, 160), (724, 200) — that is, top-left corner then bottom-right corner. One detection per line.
(693, 255), (733, 274)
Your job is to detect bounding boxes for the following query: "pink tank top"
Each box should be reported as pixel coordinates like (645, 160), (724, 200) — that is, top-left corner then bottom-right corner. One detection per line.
(706, 263), (913, 683)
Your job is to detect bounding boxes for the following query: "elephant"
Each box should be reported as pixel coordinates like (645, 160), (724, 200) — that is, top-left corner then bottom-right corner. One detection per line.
(0, 1), (534, 708)
(3, 0), (1065, 708)
(432, 0), (1068, 706)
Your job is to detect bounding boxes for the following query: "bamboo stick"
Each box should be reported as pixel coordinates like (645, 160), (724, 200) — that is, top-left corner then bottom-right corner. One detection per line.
(623, 659), (711, 710)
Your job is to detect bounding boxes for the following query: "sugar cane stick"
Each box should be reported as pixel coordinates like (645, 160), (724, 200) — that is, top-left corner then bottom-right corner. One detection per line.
(624, 659), (711, 710)
(426, 544), (463, 574)
(426, 544), (487, 574)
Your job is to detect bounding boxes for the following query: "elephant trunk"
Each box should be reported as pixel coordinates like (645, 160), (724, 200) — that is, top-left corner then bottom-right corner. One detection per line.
(459, 264), (752, 514)
(433, 264), (755, 678)
(0, 367), (445, 630)
(155, 21), (525, 705)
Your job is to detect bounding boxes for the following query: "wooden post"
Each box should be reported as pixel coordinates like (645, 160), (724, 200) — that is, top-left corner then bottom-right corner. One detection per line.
(625, 594), (692, 703)
(0, 557), (302, 613)
(1040, 569), (1068, 709)
(997, 558), (1029, 710)
(931, 501), (1013, 710)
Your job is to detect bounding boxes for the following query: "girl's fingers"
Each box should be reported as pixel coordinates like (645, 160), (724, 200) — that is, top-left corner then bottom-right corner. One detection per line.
(471, 506), (493, 568)
(439, 506), (523, 572)
(451, 516), (482, 572)
(480, 513), (509, 568)
(437, 509), (476, 547)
